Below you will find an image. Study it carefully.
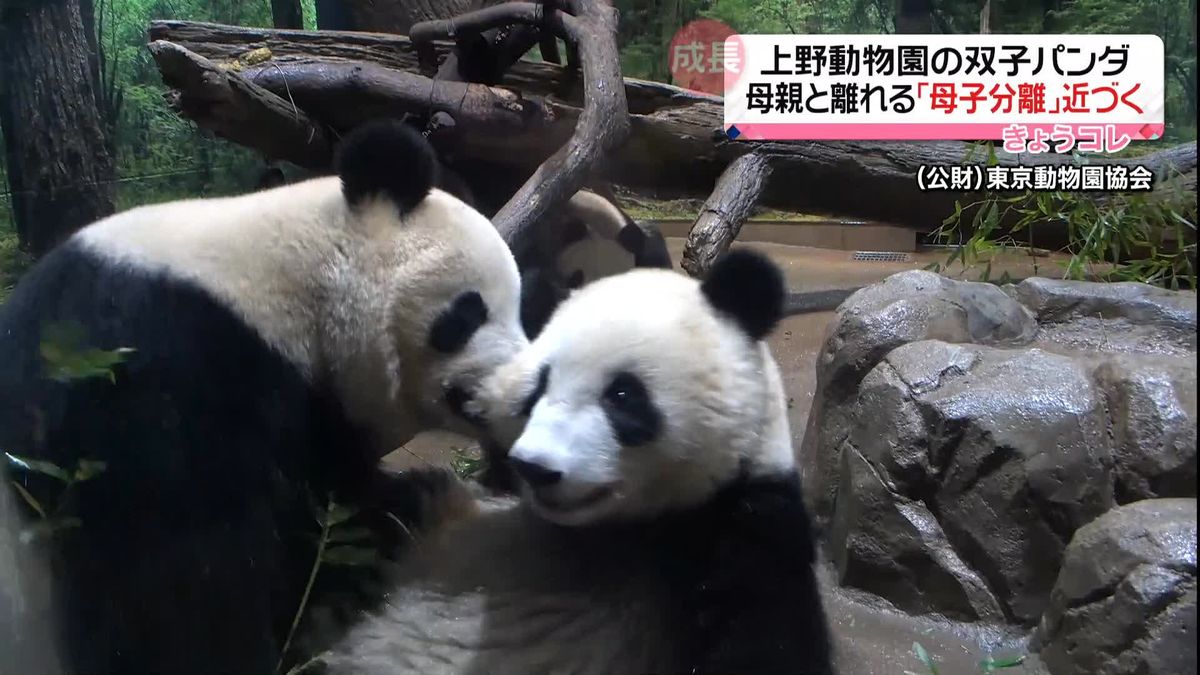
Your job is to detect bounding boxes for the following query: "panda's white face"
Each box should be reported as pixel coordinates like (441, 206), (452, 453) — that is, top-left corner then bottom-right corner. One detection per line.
(362, 189), (528, 441)
(481, 261), (794, 526)
(75, 120), (529, 455)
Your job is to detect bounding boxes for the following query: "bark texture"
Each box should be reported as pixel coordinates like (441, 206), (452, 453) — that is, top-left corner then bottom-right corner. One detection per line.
(1, 0), (117, 256)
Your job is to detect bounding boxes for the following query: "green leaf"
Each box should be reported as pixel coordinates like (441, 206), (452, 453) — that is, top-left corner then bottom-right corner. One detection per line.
(5, 452), (71, 483)
(19, 516), (82, 544)
(73, 459), (108, 482)
(326, 526), (374, 545)
(324, 502), (358, 527)
(9, 480), (47, 519)
(912, 642), (939, 675)
(39, 321), (135, 384)
(321, 545), (378, 567)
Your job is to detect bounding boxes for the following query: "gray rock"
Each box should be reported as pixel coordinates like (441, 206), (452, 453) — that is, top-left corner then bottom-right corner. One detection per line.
(1094, 356), (1197, 502)
(828, 340), (1115, 624)
(1008, 277), (1197, 330)
(802, 271), (1197, 629)
(801, 271), (1037, 521)
(1008, 278), (1197, 358)
(1034, 498), (1197, 675)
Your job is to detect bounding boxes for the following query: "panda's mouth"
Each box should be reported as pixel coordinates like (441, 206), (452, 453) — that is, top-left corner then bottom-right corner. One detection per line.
(532, 484), (615, 515)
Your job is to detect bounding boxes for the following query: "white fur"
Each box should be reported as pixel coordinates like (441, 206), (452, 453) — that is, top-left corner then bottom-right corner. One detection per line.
(483, 267), (795, 526)
(75, 177), (527, 455)
(550, 190), (639, 286)
(311, 266), (799, 674)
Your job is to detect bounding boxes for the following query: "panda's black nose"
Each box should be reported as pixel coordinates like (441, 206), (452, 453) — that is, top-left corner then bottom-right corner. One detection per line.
(509, 457), (563, 487)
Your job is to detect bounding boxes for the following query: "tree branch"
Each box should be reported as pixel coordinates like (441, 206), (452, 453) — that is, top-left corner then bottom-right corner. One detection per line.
(147, 40), (332, 170)
(681, 153), (773, 278)
(146, 20), (1196, 248)
(489, 1), (630, 253)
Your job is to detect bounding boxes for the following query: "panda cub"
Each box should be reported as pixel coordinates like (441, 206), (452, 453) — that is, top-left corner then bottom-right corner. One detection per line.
(0, 120), (528, 675)
(307, 249), (835, 675)
(518, 188), (672, 339)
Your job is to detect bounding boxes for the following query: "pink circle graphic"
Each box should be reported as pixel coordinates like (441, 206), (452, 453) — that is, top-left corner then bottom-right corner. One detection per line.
(667, 18), (736, 96)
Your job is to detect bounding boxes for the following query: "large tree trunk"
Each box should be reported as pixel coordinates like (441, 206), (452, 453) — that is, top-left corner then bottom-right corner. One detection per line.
(0, 0), (116, 257)
(270, 0), (304, 29)
(145, 20), (1199, 250)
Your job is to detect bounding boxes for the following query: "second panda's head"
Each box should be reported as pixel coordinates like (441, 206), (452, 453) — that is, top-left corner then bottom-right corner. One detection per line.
(481, 250), (794, 526)
(551, 190), (671, 291)
(330, 120), (528, 443)
(519, 190), (673, 340)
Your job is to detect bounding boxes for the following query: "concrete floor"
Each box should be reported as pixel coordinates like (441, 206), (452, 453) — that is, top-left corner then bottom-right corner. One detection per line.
(384, 239), (1056, 674)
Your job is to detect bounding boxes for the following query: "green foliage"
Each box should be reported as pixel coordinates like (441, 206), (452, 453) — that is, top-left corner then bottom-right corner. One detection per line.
(930, 145), (1197, 289)
(450, 446), (486, 480)
(5, 452), (108, 544)
(906, 641), (1028, 674)
(40, 320), (136, 383)
(278, 495), (383, 674)
(0, 226), (32, 303)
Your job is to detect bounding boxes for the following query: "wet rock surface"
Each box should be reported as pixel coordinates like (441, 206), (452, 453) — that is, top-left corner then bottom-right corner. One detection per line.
(802, 271), (1198, 635)
(1033, 498), (1197, 675)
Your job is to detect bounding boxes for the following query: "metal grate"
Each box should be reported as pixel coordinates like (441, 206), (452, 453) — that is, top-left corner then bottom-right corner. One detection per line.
(852, 251), (910, 262)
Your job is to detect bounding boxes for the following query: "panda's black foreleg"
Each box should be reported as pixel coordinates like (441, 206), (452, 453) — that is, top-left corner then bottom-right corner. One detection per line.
(685, 474), (837, 675)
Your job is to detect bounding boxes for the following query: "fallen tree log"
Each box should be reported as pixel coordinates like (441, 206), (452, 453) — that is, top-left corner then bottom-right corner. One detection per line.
(147, 20), (1198, 239)
(681, 153), (773, 278)
(147, 40), (332, 170)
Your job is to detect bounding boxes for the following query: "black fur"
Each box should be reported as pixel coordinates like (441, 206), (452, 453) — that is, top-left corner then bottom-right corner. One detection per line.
(674, 472), (835, 674)
(616, 221), (648, 256)
(0, 242), (426, 675)
(518, 267), (569, 339)
(335, 119), (437, 213)
(701, 249), (786, 341)
(515, 470), (835, 674)
(299, 467), (834, 675)
(256, 166), (287, 190)
(560, 217), (591, 248)
(520, 364), (550, 418)
(428, 291), (489, 354)
(633, 223), (673, 269)
(601, 371), (661, 447)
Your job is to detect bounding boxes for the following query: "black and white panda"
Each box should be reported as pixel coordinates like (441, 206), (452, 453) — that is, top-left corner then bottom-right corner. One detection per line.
(518, 188), (672, 339)
(304, 249), (836, 675)
(0, 119), (528, 675)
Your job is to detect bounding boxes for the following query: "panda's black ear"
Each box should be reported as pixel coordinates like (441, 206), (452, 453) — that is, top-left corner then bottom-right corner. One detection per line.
(700, 249), (785, 341)
(335, 118), (437, 213)
(616, 222), (647, 256)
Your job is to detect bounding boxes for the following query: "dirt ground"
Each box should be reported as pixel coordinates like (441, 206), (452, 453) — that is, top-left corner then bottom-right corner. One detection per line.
(384, 240), (1055, 674)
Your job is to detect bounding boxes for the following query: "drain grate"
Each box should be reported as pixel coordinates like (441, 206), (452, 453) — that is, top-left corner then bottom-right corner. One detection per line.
(852, 250), (910, 262)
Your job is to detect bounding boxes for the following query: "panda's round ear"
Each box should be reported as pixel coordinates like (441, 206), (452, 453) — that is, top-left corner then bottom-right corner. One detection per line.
(335, 119), (437, 213)
(700, 249), (785, 341)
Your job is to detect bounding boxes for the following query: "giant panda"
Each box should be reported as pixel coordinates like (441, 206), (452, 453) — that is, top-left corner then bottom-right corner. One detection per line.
(0, 119), (529, 675)
(517, 188), (673, 339)
(301, 249), (836, 675)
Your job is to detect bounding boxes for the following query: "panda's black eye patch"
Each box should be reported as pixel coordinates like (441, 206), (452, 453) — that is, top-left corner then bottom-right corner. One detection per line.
(428, 291), (488, 354)
(601, 371), (660, 447)
(560, 218), (590, 247)
(520, 364), (550, 417)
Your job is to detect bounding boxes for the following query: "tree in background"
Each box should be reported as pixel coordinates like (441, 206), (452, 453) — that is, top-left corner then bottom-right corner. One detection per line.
(271, 0), (304, 28)
(0, 0), (117, 257)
